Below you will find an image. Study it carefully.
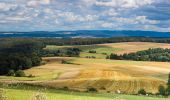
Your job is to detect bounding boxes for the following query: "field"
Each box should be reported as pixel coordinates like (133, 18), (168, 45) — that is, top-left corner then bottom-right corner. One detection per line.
(1, 42), (170, 99)
(45, 42), (170, 58)
(0, 84), (169, 100)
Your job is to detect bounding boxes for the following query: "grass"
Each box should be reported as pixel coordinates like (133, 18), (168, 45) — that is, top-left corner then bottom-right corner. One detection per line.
(1, 84), (169, 100)
(45, 45), (123, 59)
(0, 71), (61, 81)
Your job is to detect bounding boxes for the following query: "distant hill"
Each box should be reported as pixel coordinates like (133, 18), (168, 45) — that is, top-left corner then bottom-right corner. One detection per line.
(0, 30), (170, 38)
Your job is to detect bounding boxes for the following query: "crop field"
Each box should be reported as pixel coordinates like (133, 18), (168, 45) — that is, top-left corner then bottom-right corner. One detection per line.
(1, 42), (170, 99)
(1, 57), (170, 94)
(45, 42), (170, 58)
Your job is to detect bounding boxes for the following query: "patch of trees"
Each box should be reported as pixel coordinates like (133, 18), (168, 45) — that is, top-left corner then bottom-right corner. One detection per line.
(41, 48), (81, 57)
(108, 48), (170, 62)
(2, 37), (170, 46)
(38, 37), (170, 45)
(0, 40), (45, 75)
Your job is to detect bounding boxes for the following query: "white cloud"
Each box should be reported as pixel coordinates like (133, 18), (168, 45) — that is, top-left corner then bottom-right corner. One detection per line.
(143, 25), (170, 32)
(101, 22), (114, 28)
(112, 16), (159, 25)
(0, 2), (18, 12)
(95, 0), (153, 8)
(56, 11), (98, 23)
(5, 16), (31, 22)
(27, 0), (50, 7)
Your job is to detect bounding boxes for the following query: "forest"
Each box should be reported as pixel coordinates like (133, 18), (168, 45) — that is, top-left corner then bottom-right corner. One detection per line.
(2, 37), (170, 46)
(0, 40), (45, 75)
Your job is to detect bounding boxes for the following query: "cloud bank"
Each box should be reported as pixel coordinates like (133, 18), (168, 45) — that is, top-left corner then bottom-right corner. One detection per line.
(0, 0), (170, 32)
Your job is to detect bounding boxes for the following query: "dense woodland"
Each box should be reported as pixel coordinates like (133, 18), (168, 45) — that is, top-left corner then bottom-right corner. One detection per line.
(107, 48), (170, 62)
(0, 40), (45, 75)
(1, 37), (170, 46)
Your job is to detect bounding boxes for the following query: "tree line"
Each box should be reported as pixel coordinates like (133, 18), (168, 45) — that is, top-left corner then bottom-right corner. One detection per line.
(2, 37), (170, 46)
(107, 48), (170, 62)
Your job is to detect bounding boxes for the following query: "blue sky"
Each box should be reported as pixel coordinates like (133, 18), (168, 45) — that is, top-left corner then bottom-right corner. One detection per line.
(0, 0), (170, 32)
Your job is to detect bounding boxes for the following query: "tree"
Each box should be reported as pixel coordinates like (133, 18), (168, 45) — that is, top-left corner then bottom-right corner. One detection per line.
(158, 85), (166, 96)
(138, 89), (146, 95)
(15, 70), (25, 77)
(167, 73), (170, 95)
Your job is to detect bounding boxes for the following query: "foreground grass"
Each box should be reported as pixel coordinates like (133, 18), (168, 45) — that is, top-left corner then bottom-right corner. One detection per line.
(1, 84), (169, 100)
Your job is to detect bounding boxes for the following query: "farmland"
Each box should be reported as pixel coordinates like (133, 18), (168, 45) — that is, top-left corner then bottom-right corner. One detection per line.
(1, 42), (170, 99)
(45, 42), (170, 58)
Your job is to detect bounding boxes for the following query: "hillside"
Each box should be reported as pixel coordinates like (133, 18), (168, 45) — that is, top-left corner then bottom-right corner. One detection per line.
(1, 42), (170, 97)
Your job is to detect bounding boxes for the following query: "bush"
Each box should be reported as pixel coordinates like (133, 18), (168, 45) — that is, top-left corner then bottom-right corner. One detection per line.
(158, 85), (166, 96)
(88, 87), (97, 92)
(138, 89), (146, 95)
(62, 86), (69, 91)
(15, 70), (25, 77)
(7, 70), (15, 76)
(89, 50), (96, 53)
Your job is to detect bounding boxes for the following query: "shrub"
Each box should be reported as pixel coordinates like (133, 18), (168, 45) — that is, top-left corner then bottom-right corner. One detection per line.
(158, 85), (166, 96)
(138, 89), (146, 95)
(15, 70), (25, 77)
(62, 86), (69, 91)
(7, 70), (15, 76)
(88, 87), (97, 92)
(89, 50), (96, 53)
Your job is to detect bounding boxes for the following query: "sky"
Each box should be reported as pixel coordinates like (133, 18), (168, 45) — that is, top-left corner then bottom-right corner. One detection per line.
(0, 0), (170, 32)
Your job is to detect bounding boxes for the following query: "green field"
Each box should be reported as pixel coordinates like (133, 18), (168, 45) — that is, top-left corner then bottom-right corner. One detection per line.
(45, 45), (123, 59)
(1, 84), (168, 100)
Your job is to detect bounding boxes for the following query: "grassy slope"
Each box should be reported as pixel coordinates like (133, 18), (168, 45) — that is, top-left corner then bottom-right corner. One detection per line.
(1, 85), (168, 100)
